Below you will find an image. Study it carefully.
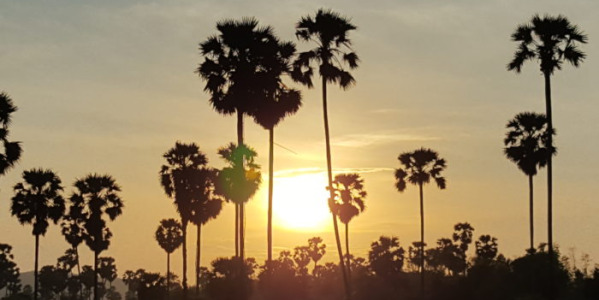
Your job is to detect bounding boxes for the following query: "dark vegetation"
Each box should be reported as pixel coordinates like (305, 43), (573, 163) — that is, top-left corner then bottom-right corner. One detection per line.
(1, 9), (595, 300)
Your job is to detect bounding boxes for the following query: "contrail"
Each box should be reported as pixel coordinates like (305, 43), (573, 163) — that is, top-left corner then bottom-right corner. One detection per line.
(274, 142), (298, 155)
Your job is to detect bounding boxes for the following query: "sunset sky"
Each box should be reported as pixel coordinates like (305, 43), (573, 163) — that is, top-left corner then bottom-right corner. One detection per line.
(1, 0), (598, 278)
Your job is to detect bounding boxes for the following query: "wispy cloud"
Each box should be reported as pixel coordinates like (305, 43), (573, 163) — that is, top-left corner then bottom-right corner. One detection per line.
(332, 133), (439, 147)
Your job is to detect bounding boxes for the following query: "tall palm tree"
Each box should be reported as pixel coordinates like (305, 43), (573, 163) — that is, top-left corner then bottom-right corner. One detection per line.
(10, 168), (65, 300)
(61, 202), (86, 298)
(252, 86), (301, 262)
(291, 9), (359, 298)
(188, 168), (223, 295)
(160, 142), (208, 299)
(395, 148), (446, 298)
(330, 173), (366, 279)
(0, 92), (22, 176)
(507, 14), (587, 259)
(197, 18), (283, 259)
(504, 112), (555, 251)
(70, 174), (123, 300)
(155, 218), (183, 300)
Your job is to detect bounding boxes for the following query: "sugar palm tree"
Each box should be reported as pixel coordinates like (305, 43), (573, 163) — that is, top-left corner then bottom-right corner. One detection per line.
(252, 86), (301, 262)
(188, 168), (223, 295)
(10, 168), (65, 300)
(504, 112), (555, 251)
(330, 173), (366, 279)
(155, 218), (183, 300)
(291, 9), (359, 298)
(0, 92), (22, 176)
(395, 148), (446, 298)
(71, 174), (123, 300)
(198, 18), (283, 259)
(507, 14), (587, 258)
(160, 142), (208, 299)
(61, 202), (86, 297)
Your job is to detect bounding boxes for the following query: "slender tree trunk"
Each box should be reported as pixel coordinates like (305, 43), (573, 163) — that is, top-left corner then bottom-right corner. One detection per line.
(93, 251), (98, 300)
(544, 71), (555, 300)
(196, 224), (202, 296)
(182, 220), (188, 300)
(240, 204), (245, 261)
(34, 234), (39, 300)
(75, 246), (82, 300)
(167, 252), (170, 300)
(321, 76), (351, 300)
(235, 205), (239, 257)
(267, 128), (274, 262)
(529, 175), (534, 251)
(236, 110), (244, 259)
(345, 223), (352, 281)
(419, 182), (425, 300)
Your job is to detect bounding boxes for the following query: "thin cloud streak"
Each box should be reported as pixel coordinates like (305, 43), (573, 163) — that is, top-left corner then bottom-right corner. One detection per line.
(332, 133), (440, 147)
(274, 167), (393, 178)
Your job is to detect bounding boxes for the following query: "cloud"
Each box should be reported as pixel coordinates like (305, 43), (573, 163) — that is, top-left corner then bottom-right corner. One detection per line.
(332, 133), (439, 147)
(274, 167), (393, 178)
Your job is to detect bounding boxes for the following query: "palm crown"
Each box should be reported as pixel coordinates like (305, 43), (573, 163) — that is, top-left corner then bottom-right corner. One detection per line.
(329, 173), (366, 224)
(155, 219), (184, 254)
(292, 9), (359, 88)
(215, 143), (261, 205)
(11, 169), (65, 235)
(251, 86), (302, 130)
(0, 92), (22, 176)
(395, 148), (447, 191)
(504, 112), (556, 177)
(507, 14), (587, 74)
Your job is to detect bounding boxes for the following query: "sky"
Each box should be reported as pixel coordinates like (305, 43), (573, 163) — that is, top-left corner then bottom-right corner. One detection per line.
(1, 0), (599, 278)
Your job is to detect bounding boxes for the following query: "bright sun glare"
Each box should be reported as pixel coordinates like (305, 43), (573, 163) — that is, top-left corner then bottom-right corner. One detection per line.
(271, 172), (331, 231)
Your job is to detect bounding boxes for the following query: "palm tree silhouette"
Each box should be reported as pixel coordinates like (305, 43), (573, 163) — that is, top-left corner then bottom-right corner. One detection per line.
(291, 9), (359, 298)
(188, 168), (223, 295)
(504, 112), (555, 251)
(330, 173), (366, 279)
(70, 174), (123, 300)
(0, 92), (22, 176)
(160, 142), (207, 299)
(155, 218), (183, 300)
(507, 14), (587, 259)
(61, 200), (86, 297)
(198, 18), (283, 259)
(395, 148), (446, 298)
(10, 168), (65, 300)
(252, 85), (302, 262)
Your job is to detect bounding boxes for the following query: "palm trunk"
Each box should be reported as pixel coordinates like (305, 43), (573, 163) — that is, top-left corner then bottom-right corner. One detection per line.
(182, 220), (188, 300)
(544, 71), (555, 300)
(267, 128), (274, 262)
(240, 204), (245, 261)
(236, 110), (244, 259)
(167, 252), (171, 300)
(196, 224), (202, 296)
(529, 175), (534, 251)
(235, 205), (239, 257)
(34, 234), (39, 300)
(75, 246), (82, 300)
(322, 76), (351, 300)
(419, 182), (425, 300)
(93, 251), (98, 300)
(345, 223), (352, 281)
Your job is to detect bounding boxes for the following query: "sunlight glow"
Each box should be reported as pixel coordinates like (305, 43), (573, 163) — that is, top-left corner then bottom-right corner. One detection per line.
(271, 172), (331, 231)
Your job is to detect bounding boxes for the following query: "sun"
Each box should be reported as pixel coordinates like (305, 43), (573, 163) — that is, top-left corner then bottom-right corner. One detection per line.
(270, 171), (331, 231)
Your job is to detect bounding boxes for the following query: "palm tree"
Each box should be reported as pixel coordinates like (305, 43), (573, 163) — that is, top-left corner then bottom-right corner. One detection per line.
(160, 142), (208, 299)
(395, 148), (446, 298)
(0, 92), (22, 176)
(252, 86), (301, 262)
(507, 14), (587, 259)
(198, 18), (284, 259)
(330, 173), (366, 278)
(70, 174), (123, 300)
(307, 237), (326, 272)
(155, 218), (183, 299)
(188, 168), (223, 295)
(10, 168), (65, 300)
(61, 202), (86, 297)
(504, 112), (555, 251)
(291, 9), (359, 298)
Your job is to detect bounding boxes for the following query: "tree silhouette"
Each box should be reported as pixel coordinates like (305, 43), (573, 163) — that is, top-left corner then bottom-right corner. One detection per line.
(61, 194), (86, 296)
(155, 218), (183, 299)
(251, 83), (301, 263)
(198, 18), (284, 260)
(395, 148), (446, 297)
(160, 142), (209, 299)
(291, 9), (359, 298)
(70, 174), (123, 300)
(507, 14), (587, 262)
(368, 236), (405, 278)
(504, 112), (555, 251)
(0, 92), (22, 176)
(330, 173), (366, 279)
(10, 168), (65, 300)
(188, 169), (223, 296)
(0, 243), (21, 297)
(307, 237), (326, 272)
